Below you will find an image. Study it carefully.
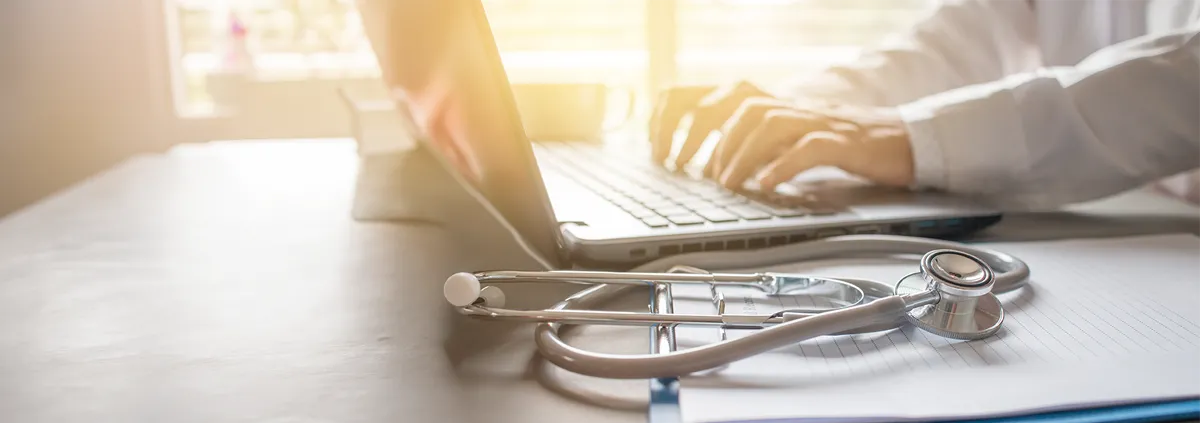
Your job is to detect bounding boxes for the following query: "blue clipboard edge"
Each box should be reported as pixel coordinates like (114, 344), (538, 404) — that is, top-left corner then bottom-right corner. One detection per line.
(645, 285), (1200, 423)
(675, 399), (1200, 423)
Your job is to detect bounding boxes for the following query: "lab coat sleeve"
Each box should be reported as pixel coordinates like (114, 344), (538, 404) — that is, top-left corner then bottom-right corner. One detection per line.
(783, 0), (1041, 106)
(898, 26), (1200, 209)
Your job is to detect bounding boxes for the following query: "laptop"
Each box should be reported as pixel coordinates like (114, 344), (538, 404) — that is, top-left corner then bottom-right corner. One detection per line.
(369, 0), (1002, 269)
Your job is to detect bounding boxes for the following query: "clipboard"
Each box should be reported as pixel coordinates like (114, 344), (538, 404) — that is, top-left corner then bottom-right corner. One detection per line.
(644, 280), (1200, 423)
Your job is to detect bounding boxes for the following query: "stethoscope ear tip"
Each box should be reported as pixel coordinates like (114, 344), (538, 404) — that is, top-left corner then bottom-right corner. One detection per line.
(445, 272), (482, 307)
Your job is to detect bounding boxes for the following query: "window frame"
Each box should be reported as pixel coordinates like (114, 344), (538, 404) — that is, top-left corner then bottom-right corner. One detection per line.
(161, 0), (932, 120)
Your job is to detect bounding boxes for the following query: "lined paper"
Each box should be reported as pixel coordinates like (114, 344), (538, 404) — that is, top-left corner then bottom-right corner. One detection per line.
(670, 234), (1200, 423)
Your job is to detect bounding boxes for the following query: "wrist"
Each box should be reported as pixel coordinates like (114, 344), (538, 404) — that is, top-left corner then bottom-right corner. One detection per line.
(896, 102), (947, 190)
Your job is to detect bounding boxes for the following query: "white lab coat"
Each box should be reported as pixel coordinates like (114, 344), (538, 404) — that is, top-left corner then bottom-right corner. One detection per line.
(791, 0), (1200, 209)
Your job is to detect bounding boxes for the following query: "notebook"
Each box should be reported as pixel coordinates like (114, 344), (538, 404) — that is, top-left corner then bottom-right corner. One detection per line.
(667, 234), (1200, 423)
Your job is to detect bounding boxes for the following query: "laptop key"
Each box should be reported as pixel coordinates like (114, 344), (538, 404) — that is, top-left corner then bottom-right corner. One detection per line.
(629, 192), (666, 203)
(665, 213), (706, 226)
(619, 187), (651, 197)
(666, 190), (703, 200)
(699, 190), (734, 200)
(654, 206), (691, 216)
(641, 216), (670, 228)
(711, 196), (747, 206)
(609, 182), (640, 193)
(749, 202), (809, 217)
(684, 185), (725, 196)
(806, 207), (839, 216)
(612, 197), (641, 208)
(678, 198), (717, 210)
(626, 206), (658, 218)
(771, 195), (843, 216)
(642, 199), (678, 209)
(656, 188), (692, 198)
(770, 208), (810, 217)
(694, 208), (739, 223)
(727, 205), (772, 220)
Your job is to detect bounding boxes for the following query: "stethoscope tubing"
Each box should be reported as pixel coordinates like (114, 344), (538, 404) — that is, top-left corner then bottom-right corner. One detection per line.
(528, 235), (1030, 379)
(459, 277), (891, 327)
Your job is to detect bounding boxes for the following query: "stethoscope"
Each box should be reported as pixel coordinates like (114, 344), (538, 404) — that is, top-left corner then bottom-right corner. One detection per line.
(443, 235), (1030, 379)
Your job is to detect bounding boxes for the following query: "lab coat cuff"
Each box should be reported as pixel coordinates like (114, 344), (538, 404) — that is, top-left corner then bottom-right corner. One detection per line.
(897, 102), (947, 190)
(894, 80), (1032, 198)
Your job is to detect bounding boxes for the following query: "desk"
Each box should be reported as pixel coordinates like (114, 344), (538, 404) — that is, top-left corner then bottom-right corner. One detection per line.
(0, 140), (1195, 423)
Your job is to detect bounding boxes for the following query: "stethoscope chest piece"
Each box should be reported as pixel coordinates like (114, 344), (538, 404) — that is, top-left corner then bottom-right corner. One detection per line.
(894, 250), (1004, 340)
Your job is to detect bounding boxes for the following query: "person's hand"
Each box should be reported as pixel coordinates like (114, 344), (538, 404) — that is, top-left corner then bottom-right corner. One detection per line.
(649, 81), (916, 194)
(650, 82), (775, 170)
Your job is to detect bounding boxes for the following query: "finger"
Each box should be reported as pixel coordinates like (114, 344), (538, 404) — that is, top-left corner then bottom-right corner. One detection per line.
(650, 86), (713, 163)
(671, 105), (724, 170)
(650, 89), (699, 163)
(718, 110), (830, 190)
(680, 99), (786, 173)
(710, 101), (849, 176)
(756, 132), (847, 193)
(707, 100), (789, 178)
(710, 99), (801, 178)
(671, 84), (760, 169)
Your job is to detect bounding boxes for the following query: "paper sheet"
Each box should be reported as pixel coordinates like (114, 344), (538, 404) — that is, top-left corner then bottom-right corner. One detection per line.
(670, 234), (1200, 423)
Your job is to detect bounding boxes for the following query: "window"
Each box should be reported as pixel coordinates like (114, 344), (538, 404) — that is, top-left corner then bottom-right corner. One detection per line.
(167, 0), (377, 115)
(677, 0), (934, 87)
(484, 0), (645, 87)
(165, 0), (934, 119)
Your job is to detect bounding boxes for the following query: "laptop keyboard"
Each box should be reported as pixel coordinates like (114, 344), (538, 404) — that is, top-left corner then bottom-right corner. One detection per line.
(534, 142), (841, 229)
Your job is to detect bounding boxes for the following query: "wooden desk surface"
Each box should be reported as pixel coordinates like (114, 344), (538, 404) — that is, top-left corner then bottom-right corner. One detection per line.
(0, 140), (1195, 423)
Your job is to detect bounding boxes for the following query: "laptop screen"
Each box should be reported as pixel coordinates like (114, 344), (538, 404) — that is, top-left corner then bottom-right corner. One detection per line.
(360, 0), (565, 266)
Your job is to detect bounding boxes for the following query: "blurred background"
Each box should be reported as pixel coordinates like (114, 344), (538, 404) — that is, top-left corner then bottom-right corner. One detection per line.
(0, 0), (934, 217)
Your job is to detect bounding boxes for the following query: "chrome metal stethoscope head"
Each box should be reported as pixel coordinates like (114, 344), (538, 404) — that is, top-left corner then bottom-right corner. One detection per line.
(895, 249), (1003, 340)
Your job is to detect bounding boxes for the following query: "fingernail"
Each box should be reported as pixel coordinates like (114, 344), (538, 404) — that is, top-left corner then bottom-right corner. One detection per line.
(719, 172), (734, 188)
(757, 177), (774, 193)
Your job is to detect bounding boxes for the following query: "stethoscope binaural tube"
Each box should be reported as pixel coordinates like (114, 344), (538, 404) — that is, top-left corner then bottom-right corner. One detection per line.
(534, 289), (938, 379)
(527, 235), (1030, 379)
